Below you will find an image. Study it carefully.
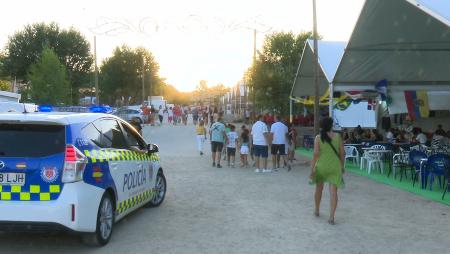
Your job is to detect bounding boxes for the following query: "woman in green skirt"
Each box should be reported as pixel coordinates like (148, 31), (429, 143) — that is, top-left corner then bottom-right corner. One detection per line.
(310, 117), (344, 225)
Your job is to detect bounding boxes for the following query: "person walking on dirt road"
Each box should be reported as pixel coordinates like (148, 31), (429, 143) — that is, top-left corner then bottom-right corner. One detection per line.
(251, 115), (271, 173)
(309, 117), (345, 225)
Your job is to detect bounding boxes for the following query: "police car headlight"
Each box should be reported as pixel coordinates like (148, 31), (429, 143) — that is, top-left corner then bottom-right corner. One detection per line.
(62, 145), (87, 183)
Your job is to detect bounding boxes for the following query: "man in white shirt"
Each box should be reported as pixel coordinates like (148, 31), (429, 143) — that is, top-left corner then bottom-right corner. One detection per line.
(251, 115), (271, 173)
(385, 128), (395, 143)
(270, 115), (290, 171)
(416, 132), (428, 145)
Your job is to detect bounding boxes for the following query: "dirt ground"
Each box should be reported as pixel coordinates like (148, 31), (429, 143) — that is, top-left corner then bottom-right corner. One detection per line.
(0, 121), (449, 254)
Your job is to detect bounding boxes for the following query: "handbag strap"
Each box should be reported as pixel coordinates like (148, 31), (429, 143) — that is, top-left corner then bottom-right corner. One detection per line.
(326, 137), (340, 160)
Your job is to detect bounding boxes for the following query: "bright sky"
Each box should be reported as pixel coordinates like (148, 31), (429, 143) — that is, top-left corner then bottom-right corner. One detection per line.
(0, 0), (364, 92)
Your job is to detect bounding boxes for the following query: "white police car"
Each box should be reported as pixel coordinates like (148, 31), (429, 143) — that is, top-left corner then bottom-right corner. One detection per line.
(0, 112), (166, 246)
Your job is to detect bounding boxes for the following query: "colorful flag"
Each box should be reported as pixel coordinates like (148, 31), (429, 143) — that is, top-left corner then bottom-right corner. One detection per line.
(416, 91), (429, 118)
(404, 91), (417, 120)
(404, 91), (430, 120)
(335, 98), (352, 111)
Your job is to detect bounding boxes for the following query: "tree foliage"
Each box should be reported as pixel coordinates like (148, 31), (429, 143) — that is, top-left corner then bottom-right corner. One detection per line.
(163, 84), (192, 105)
(0, 80), (10, 91)
(100, 45), (164, 105)
(193, 80), (229, 104)
(27, 47), (70, 104)
(247, 31), (312, 115)
(1, 22), (92, 103)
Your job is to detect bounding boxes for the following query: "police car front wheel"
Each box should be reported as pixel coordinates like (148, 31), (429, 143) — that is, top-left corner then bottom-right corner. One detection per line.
(82, 192), (115, 246)
(145, 171), (166, 207)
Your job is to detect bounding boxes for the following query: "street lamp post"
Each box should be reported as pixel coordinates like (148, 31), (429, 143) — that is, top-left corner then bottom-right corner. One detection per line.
(142, 56), (145, 105)
(312, 0), (320, 135)
(94, 36), (99, 105)
(252, 29), (257, 122)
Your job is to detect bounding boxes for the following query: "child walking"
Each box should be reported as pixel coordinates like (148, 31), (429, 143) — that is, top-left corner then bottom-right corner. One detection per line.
(223, 123), (231, 161)
(288, 123), (297, 163)
(240, 126), (250, 167)
(196, 120), (207, 155)
(226, 125), (238, 167)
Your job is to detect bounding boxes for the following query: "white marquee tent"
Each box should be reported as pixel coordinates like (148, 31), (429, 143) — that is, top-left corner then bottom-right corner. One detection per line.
(290, 40), (346, 98)
(333, 0), (450, 92)
(289, 40), (377, 127)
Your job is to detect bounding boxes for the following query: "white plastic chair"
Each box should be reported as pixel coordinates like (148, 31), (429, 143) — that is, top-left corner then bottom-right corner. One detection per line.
(371, 145), (386, 150)
(344, 145), (359, 166)
(360, 145), (385, 174)
(364, 150), (384, 174)
(360, 145), (384, 169)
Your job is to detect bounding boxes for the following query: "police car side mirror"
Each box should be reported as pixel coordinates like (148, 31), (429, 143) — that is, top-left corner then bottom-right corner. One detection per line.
(147, 144), (159, 153)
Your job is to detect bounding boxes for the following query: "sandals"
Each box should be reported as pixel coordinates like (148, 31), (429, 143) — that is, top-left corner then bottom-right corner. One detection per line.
(314, 211), (336, 225)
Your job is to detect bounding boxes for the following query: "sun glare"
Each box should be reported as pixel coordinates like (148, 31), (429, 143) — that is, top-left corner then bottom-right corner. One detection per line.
(0, 0), (364, 92)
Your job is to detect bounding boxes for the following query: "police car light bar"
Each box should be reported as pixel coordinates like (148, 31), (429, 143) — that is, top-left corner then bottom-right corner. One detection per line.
(62, 145), (88, 183)
(38, 105), (53, 112)
(89, 105), (113, 113)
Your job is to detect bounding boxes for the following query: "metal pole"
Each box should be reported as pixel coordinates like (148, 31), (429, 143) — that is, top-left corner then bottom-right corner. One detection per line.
(142, 56), (145, 105)
(149, 65), (152, 107)
(312, 0), (320, 135)
(94, 36), (99, 105)
(290, 98), (293, 123)
(329, 82), (334, 118)
(239, 85), (242, 117)
(252, 29), (256, 121)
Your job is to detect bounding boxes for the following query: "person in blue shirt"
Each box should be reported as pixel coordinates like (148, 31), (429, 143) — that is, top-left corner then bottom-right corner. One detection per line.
(209, 116), (227, 168)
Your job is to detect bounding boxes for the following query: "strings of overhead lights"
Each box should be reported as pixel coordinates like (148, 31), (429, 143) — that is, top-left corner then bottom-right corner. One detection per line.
(89, 14), (273, 36)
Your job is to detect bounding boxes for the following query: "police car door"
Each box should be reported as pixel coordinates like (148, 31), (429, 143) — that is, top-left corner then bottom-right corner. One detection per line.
(96, 119), (143, 219)
(117, 120), (153, 216)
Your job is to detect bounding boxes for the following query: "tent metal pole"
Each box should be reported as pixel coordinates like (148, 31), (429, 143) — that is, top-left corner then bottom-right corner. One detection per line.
(312, 0), (320, 135)
(329, 82), (334, 118)
(289, 98), (293, 123)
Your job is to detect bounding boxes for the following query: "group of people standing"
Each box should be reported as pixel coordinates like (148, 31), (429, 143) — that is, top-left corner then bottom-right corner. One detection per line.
(165, 105), (189, 125)
(142, 104), (211, 126)
(196, 118), (251, 168)
(197, 113), (297, 172)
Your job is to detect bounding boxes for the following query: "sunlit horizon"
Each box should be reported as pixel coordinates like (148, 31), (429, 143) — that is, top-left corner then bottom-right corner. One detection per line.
(0, 0), (364, 92)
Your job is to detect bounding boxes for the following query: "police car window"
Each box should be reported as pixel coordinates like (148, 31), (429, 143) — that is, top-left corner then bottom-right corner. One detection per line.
(120, 122), (146, 150)
(82, 123), (103, 147)
(98, 119), (128, 149)
(0, 124), (65, 157)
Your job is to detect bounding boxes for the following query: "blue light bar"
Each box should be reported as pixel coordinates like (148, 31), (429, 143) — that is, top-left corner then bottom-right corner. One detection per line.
(89, 105), (113, 113)
(38, 105), (53, 112)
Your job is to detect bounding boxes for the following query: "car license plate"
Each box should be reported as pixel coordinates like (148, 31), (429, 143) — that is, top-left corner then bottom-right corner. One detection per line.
(0, 173), (25, 186)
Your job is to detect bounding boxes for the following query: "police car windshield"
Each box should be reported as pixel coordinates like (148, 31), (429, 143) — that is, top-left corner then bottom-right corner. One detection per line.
(0, 124), (65, 157)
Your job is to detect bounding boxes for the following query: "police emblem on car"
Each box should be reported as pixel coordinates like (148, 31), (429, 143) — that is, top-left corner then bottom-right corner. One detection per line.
(41, 166), (59, 183)
(0, 161), (5, 170)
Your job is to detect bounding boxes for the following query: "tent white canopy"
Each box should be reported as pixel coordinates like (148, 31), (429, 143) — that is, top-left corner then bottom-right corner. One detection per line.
(333, 0), (450, 92)
(290, 40), (346, 98)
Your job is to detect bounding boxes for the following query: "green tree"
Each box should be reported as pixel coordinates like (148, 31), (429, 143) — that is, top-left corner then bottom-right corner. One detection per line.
(248, 31), (312, 115)
(100, 45), (163, 105)
(0, 80), (10, 91)
(27, 47), (70, 104)
(2, 22), (92, 103)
